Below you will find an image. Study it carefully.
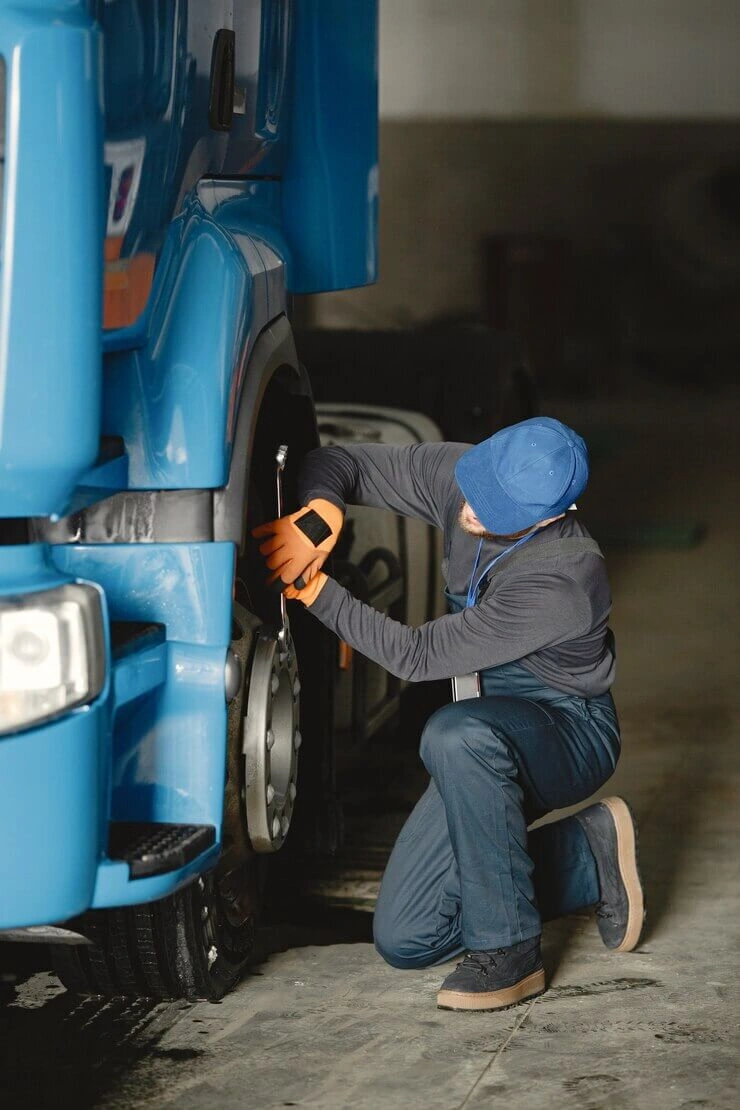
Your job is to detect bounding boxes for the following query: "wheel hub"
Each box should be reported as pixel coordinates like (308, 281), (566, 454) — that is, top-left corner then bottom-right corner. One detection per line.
(242, 629), (301, 853)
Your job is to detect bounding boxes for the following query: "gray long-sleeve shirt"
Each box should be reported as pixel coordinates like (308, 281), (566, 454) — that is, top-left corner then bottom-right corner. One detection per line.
(297, 442), (616, 698)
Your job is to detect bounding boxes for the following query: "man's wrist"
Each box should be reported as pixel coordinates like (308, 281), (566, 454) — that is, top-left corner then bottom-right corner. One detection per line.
(301, 491), (347, 516)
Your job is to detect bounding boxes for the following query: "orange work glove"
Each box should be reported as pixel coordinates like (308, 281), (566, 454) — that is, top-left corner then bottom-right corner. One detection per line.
(283, 572), (329, 607)
(252, 498), (344, 588)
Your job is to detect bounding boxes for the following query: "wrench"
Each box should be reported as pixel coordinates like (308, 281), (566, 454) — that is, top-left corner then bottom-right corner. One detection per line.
(275, 445), (290, 653)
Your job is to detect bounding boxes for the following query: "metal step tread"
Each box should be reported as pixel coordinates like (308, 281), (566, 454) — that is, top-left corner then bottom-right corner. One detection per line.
(108, 822), (216, 879)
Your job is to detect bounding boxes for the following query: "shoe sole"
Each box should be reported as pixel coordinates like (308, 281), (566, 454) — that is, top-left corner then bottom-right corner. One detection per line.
(602, 796), (645, 952)
(437, 968), (546, 1012)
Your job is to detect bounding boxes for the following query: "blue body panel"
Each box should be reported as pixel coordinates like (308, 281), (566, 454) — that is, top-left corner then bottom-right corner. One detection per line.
(52, 542), (232, 909)
(0, 543), (110, 929)
(0, 542), (70, 598)
(282, 0), (378, 293)
(101, 1), (282, 271)
(0, 541), (233, 926)
(0, 707), (105, 928)
(0, 0), (379, 930)
(0, 2), (103, 517)
(0, 0), (378, 513)
(103, 184), (287, 489)
(53, 541), (232, 823)
(92, 844), (222, 910)
(54, 541), (233, 645)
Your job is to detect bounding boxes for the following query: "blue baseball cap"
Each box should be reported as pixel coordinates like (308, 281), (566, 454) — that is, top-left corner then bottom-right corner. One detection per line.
(455, 417), (589, 534)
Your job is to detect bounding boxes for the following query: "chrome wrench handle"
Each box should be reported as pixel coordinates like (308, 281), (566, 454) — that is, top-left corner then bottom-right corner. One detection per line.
(275, 445), (290, 650)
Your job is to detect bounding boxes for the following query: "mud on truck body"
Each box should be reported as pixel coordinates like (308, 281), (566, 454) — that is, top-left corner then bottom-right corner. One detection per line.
(0, 0), (378, 1000)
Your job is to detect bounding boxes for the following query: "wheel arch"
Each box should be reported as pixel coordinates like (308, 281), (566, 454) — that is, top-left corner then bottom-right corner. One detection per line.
(214, 314), (318, 554)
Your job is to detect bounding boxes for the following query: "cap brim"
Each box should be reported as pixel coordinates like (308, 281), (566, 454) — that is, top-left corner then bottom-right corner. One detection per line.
(455, 443), (543, 534)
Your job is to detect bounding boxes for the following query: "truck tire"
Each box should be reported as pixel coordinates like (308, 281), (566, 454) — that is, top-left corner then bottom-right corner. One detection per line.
(51, 873), (258, 1002)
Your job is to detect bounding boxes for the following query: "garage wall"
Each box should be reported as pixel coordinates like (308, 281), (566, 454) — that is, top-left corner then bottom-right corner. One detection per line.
(309, 119), (740, 329)
(380, 0), (740, 120)
(307, 2), (740, 334)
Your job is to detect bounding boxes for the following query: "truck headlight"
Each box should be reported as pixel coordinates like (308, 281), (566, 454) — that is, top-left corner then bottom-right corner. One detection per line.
(0, 584), (105, 735)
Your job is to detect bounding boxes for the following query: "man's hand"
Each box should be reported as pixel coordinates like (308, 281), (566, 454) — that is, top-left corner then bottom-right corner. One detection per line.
(282, 572), (329, 607)
(252, 498), (344, 589)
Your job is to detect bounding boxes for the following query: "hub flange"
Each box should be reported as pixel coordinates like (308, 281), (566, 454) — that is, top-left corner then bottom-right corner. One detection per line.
(243, 629), (300, 853)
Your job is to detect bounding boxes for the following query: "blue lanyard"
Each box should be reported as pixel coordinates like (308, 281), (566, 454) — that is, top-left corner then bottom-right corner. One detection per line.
(465, 529), (539, 608)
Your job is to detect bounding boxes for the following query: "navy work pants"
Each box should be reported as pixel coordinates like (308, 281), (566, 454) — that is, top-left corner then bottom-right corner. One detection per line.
(373, 660), (620, 967)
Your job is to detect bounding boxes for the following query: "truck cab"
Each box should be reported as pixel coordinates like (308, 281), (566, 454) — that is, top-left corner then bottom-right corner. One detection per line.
(0, 0), (377, 1000)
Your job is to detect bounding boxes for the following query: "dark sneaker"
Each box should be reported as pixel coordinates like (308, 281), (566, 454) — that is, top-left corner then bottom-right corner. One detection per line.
(436, 936), (545, 1012)
(575, 796), (645, 952)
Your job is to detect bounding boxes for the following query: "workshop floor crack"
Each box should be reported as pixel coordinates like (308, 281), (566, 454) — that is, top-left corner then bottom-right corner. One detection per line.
(456, 997), (537, 1109)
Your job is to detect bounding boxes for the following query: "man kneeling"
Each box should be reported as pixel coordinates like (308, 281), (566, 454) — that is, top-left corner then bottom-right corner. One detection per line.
(255, 417), (645, 1011)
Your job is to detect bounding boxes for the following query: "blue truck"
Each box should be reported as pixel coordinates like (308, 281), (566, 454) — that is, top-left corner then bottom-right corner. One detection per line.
(0, 0), (377, 1000)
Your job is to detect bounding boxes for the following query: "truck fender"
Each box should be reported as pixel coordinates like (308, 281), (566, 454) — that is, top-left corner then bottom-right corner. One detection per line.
(214, 313), (316, 553)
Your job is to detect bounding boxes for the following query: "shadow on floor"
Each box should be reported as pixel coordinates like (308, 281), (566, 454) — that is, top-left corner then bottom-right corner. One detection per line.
(0, 984), (187, 1110)
(0, 902), (376, 1110)
(256, 901), (374, 960)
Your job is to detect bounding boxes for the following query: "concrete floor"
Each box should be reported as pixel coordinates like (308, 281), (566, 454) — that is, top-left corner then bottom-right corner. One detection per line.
(1, 376), (738, 1109)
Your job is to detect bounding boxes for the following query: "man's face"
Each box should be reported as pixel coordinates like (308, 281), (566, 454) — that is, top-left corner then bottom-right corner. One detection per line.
(459, 501), (492, 537)
(458, 501), (562, 542)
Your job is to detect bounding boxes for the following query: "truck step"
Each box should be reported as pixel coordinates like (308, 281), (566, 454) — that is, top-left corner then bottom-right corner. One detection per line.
(108, 822), (216, 879)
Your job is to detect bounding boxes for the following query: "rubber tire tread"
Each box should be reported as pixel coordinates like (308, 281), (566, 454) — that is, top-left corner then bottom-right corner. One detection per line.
(79, 914), (119, 996)
(133, 886), (220, 1002)
(132, 899), (181, 999)
(51, 898), (198, 1001)
(51, 888), (251, 1001)
(50, 943), (94, 995)
(106, 908), (146, 996)
(172, 886), (211, 1001)
(50, 913), (121, 997)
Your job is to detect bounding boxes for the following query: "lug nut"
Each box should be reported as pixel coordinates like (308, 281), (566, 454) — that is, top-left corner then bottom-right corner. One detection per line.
(293, 676), (301, 697)
(266, 728), (275, 750)
(289, 783), (297, 802)
(266, 784), (275, 804)
(281, 816), (290, 837)
(272, 815), (281, 839)
(271, 673), (280, 696)
(294, 730), (302, 751)
(207, 945), (218, 968)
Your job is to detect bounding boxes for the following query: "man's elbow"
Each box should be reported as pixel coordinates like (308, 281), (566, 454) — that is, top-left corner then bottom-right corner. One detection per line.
(396, 639), (434, 683)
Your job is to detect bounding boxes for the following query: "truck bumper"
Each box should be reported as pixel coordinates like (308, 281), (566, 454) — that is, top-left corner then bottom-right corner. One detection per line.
(0, 542), (232, 931)
(0, 706), (103, 929)
(0, 635), (226, 929)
